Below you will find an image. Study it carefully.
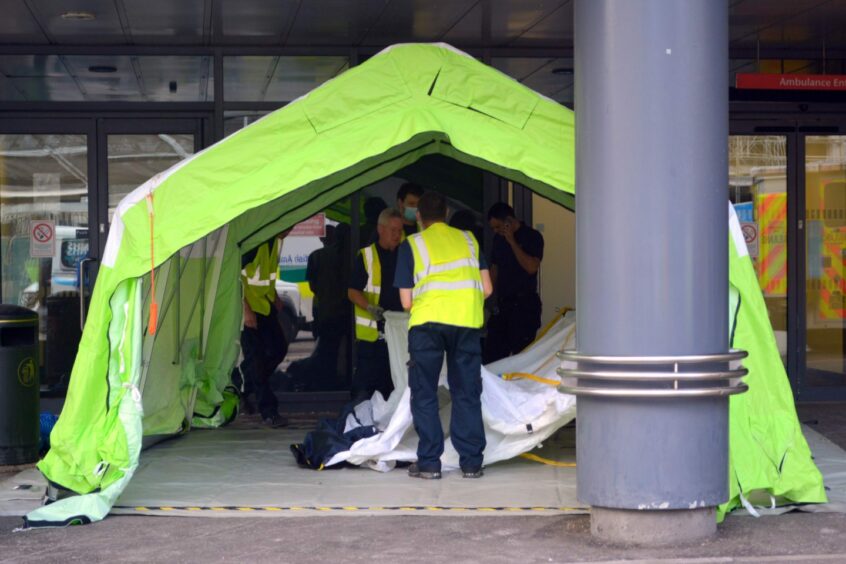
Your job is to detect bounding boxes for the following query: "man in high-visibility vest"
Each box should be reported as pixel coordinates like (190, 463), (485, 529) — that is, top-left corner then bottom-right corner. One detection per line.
(240, 230), (290, 427)
(394, 191), (493, 480)
(348, 208), (405, 401)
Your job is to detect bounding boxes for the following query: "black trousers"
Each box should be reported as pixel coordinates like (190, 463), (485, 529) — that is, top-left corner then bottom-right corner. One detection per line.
(240, 305), (287, 418)
(352, 339), (394, 402)
(408, 322), (485, 473)
(483, 293), (541, 364)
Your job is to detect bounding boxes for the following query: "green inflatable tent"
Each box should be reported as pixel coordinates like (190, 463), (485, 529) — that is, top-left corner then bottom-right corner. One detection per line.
(26, 43), (824, 527)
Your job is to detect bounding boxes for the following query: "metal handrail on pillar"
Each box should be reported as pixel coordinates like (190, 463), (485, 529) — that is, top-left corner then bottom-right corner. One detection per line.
(556, 350), (749, 398)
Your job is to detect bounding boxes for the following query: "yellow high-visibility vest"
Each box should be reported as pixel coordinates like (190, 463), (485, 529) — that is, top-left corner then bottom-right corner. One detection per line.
(354, 244), (381, 342)
(408, 223), (484, 329)
(241, 238), (279, 317)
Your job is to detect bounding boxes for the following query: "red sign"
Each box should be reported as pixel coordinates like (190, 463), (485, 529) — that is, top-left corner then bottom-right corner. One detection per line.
(736, 73), (846, 91)
(289, 213), (326, 237)
(32, 222), (53, 242)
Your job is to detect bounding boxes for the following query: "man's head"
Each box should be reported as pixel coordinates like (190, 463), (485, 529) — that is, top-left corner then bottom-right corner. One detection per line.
(320, 224), (336, 247)
(417, 191), (448, 227)
(376, 208), (404, 251)
(396, 182), (424, 224)
(487, 202), (517, 236)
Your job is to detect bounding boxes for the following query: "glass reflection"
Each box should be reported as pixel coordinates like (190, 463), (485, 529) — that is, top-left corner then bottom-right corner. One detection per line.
(729, 135), (788, 364)
(805, 135), (846, 386)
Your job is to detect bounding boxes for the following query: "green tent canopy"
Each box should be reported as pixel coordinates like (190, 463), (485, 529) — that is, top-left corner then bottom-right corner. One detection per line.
(27, 43), (824, 527)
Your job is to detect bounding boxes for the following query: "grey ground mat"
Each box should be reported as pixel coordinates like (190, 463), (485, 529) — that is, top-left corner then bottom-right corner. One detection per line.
(108, 426), (581, 517)
(7, 423), (846, 519)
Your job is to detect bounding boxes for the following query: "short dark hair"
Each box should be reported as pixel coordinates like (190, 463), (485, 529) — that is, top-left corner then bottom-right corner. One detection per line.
(417, 191), (447, 222)
(487, 202), (515, 221)
(397, 182), (424, 202)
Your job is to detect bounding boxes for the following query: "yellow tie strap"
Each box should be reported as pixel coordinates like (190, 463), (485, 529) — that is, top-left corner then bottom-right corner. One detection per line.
(501, 372), (560, 387)
(519, 452), (577, 468)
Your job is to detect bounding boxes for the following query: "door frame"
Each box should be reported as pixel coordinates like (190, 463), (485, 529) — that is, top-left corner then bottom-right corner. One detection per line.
(95, 117), (206, 261)
(731, 110), (846, 400)
(0, 119), (97, 305)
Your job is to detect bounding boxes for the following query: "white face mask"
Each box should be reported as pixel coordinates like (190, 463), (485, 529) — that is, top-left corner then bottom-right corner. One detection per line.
(403, 206), (417, 222)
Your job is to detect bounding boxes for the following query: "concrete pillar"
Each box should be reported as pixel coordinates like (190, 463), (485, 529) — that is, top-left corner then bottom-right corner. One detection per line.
(573, 0), (730, 544)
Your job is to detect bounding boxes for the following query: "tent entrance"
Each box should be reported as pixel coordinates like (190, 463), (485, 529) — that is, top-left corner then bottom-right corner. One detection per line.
(234, 152), (567, 410)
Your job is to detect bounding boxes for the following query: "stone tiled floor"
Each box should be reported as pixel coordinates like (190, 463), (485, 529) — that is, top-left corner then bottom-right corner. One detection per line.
(797, 402), (846, 450)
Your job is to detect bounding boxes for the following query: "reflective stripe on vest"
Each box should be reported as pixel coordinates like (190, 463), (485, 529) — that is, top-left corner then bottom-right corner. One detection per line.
(408, 223), (484, 329)
(354, 244), (381, 342)
(241, 238), (279, 317)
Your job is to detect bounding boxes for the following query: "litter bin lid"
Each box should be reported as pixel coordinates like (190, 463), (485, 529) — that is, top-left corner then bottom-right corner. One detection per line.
(0, 304), (38, 322)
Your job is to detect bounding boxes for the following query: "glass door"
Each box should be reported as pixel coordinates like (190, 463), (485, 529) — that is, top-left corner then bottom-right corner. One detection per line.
(801, 134), (846, 394)
(97, 119), (203, 259)
(729, 134), (790, 366)
(0, 120), (96, 393)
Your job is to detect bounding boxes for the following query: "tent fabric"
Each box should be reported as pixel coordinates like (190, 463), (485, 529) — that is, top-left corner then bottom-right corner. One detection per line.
(720, 206), (827, 520)
(26, 42), (823, 527)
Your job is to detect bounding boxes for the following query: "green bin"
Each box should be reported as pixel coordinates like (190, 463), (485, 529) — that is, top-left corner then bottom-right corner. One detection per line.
(0, 304), (40, 465)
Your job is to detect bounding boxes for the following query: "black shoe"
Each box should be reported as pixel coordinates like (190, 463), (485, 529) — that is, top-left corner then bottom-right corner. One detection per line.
(262, 413), (289, 428)
(408, 463), (441, 480)
(462, 468), (484, 479)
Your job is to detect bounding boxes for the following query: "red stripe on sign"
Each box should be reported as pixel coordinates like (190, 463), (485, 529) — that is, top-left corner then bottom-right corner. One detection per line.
(735, 73), (846, 91)
(737, 74), (846, 91)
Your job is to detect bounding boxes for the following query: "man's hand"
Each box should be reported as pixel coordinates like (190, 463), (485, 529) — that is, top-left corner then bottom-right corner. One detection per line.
(366, 304), (385, 321)
(502, 219), (518, 246)
(243, 301), (258, 329)
(498, 219), (540, 275)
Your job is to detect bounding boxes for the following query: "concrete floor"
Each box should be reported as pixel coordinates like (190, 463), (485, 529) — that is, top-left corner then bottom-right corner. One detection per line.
(2, 513), (846, 563)
(797, 403), (846, 451)
(2, 402), (846, 562)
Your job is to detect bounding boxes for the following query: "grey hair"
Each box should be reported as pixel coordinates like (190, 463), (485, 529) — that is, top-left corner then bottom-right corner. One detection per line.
(378, 207), (403, 225)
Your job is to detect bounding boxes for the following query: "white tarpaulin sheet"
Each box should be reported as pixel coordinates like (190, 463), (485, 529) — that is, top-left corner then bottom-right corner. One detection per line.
(326, 311), (578, 471)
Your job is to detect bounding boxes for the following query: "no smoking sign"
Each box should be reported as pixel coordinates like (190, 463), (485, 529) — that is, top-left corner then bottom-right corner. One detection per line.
(30, 220), (55, 258)
(740, 221), (759, 259)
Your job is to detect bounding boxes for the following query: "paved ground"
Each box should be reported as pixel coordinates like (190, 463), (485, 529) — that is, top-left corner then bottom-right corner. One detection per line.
(797, 402), (846, 451)
(2, 512), (846, 563)
(1, 402), (845, 562)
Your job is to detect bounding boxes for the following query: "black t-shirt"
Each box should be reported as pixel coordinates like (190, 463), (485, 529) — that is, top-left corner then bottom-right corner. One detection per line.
(350, 243), (402, 314)
(490, 223), (544, 299)
(402, 222), (417, 238)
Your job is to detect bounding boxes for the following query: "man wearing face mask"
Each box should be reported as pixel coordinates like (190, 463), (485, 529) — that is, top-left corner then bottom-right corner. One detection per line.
(396, 182), (424, 238)
(484, 202), (544, 364)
